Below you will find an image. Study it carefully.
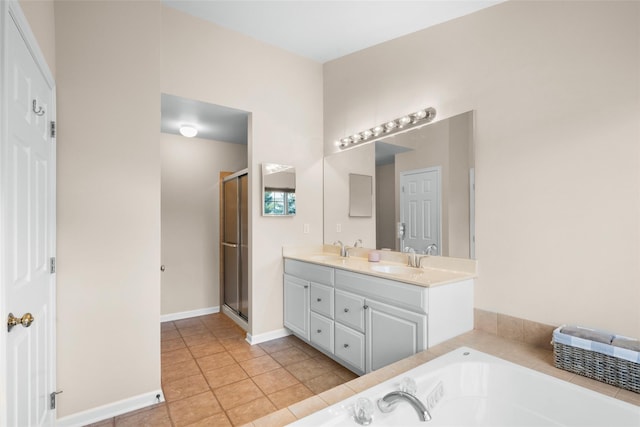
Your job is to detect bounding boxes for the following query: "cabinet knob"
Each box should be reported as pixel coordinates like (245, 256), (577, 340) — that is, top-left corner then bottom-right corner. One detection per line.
(343, 343), (349, 348)
(317, 329), (322, 333)
(317, 298), (322, 302)
(304, 285), (309, 289)
(363, 305), (369, 310)
(343, 308), (349, 313)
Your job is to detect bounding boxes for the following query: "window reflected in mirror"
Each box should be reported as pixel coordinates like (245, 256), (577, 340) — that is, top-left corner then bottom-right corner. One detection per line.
(262, 163), (296, 216)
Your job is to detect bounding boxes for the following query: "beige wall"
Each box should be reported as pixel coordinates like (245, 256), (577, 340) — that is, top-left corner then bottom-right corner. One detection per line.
(324, 1), (640, 337)
(161, 7), (324, 337)
(55, 0), (161, 417)
(19, 0), (55, 77)
(160, 133), (247, 315)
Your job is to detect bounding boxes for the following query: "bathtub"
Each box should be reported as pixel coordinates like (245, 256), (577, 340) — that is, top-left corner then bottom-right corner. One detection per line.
(289, 347), (640, 426)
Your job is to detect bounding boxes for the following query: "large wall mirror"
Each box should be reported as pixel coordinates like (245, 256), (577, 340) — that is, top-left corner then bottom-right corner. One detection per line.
(324, 111), (475, 259)
(262, 163), (296, 216)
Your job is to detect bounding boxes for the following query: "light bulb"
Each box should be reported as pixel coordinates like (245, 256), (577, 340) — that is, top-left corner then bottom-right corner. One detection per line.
(413, 110), (427, 120)
(372, 126), (384, 136)
(384, 121), (397, 132)
(398, 116), (411, 127)
(179, 125), (198, 138)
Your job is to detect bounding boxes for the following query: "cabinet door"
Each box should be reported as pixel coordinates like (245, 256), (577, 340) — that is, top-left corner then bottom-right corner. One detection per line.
(365, 299), (427, 372)
(284, 274), (309, 340)
(335, 289), (365, 333)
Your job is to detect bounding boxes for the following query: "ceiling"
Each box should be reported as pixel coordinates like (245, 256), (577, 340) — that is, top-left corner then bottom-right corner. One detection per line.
(160, 1), (503, 143)
(163, 0), (504, 63)
(161, 94), (249, 143)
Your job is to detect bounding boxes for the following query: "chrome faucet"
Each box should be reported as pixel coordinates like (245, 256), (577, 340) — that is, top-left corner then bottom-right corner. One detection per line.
(425, 243), (438, 256)
(404, 246), (418, 267)
(377, 390), (432, 422)
(333, 240), (347, 257)
(345, 239), (363, 258)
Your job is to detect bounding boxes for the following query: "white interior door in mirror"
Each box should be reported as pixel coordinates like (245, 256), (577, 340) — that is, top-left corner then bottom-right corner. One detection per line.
(400, 167), (441, 254)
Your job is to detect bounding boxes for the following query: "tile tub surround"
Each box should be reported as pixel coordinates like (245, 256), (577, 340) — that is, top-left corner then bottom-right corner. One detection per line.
(474, 308), (558, 350)
(282, 245), (477, 287)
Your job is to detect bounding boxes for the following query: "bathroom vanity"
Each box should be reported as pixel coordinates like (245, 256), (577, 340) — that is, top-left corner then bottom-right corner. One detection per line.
(283, 248), (476, 375)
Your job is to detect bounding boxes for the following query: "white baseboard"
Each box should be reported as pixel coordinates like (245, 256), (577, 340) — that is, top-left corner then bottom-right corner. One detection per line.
(56, 389), (164, 427)
(246, 328), (291, 345)
(160, 306), (219, 322)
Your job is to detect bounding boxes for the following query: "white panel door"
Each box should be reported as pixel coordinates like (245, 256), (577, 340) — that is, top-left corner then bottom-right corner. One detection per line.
(2, 5), (56, 426)
(400, 167), (441, 254)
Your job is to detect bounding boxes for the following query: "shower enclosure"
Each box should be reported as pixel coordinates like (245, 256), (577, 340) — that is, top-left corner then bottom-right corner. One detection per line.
(221, 169), (248, 322)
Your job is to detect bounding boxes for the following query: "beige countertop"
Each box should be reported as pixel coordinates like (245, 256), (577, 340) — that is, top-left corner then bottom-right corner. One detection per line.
(282, 245), (476, 288)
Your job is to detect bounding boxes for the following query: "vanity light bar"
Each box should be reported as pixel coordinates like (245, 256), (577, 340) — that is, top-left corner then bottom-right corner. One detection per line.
(338, 107), (436, 149)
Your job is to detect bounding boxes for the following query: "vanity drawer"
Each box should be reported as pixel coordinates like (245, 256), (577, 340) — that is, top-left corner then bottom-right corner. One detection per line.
(310, 312), (334, 354)
(335, 269), (427, 313)
(310, 282), (334, 319)
(284, 259), (334, 286)
(335, 323), (365, 373)
(335, 289), (365, 333)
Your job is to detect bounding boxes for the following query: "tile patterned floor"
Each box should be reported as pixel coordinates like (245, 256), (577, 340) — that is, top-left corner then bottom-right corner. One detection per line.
(87, 313), (358, 427)
(88, 313), (640, 427)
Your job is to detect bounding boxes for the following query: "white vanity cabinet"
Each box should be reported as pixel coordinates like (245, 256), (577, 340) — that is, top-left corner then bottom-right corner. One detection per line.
(283, 258), (473, 376)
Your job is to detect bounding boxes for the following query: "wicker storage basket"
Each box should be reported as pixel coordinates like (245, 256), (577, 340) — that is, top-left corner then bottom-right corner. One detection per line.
(552, 326), (640, 393)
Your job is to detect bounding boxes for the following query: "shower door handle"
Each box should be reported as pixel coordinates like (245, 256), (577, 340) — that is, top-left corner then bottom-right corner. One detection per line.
(222, 242), (238, 248)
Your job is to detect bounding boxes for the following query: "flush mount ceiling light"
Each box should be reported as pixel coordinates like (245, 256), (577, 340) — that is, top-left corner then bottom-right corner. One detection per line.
(337, 107), (436, 149)
(179, 125), (198, 138)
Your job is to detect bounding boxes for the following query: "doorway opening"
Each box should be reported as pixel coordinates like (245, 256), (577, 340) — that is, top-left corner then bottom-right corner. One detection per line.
(160, 94), (249, 330)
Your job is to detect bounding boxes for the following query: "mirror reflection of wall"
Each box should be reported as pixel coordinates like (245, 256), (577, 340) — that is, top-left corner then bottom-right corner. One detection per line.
(324, 111), (475, 259)
(349, 173), (373, 217)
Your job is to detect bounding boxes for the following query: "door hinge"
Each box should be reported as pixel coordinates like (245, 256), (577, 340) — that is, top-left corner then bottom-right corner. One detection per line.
(50, 121), (56, 138)
(50, 257), (56, 274)
(50, 391), (62, 410)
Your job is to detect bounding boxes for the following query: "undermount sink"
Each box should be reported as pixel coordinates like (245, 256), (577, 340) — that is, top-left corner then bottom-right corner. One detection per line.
(308, 254), (344, 262)
(370, 264), (423, 276)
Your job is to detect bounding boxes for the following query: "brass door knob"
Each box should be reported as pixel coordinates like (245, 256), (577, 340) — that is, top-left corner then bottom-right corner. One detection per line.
(7, 312), (34, 332)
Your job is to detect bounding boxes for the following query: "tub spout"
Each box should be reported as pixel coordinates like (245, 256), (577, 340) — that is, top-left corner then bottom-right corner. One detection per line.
(377, 391), (432, 422)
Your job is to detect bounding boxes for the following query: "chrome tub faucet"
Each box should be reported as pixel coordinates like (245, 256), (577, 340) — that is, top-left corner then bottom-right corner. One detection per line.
(377, 390), (432, 422)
